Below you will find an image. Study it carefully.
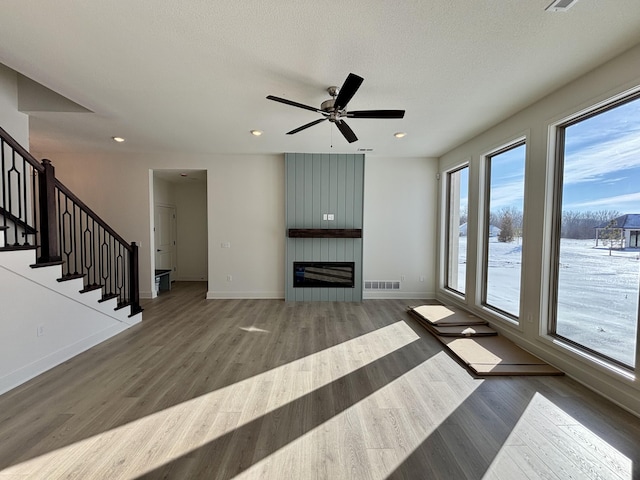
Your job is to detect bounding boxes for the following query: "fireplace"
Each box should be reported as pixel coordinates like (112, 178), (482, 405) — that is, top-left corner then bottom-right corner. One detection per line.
(293, 262), (355, 288)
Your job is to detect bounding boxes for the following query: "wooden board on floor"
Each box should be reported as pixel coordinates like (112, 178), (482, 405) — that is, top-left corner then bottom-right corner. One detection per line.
(409, 305), (487, 326)
(428, 324), (497, 337)
(438, 336), (563, 376)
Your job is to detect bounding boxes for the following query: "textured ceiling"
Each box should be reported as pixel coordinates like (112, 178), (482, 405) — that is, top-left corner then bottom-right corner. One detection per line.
(1, 1), (640, 159)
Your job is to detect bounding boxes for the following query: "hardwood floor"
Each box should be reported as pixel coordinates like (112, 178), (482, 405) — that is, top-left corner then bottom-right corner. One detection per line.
(1, 281), (639, 479)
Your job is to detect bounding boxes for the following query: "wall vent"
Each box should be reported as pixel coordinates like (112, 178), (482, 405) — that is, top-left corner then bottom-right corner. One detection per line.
(545, 0), (579, 12)
(364, 281), (401, 290)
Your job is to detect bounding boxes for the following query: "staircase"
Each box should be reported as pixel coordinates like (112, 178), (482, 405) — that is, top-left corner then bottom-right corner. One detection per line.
(0, 126), (142, 394)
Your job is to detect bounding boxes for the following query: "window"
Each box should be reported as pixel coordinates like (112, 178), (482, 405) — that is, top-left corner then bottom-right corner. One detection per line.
(551, 92), (640, 368)
(483, 142), (526, 319)
(445, 165), (469, 295)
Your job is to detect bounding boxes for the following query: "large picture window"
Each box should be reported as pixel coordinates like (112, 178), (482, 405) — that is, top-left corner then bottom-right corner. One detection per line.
(551, 93), (640, 368)
(445, 165), (469, 295)
(483, 141), (526, 319)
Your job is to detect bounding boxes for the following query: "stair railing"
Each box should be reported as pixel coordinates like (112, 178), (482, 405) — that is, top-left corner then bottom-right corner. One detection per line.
(0, 126), (141, 317)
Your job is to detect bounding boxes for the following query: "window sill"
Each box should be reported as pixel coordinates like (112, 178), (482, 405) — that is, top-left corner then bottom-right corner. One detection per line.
(540, 334), (636, 382)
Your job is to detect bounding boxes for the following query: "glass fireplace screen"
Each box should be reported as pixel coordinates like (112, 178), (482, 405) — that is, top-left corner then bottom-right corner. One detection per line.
(293, 262), (355, 288)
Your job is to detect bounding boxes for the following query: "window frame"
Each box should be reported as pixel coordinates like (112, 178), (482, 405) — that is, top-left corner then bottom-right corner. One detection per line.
(443, 163), (469, 297)
(480, 139), (527, 322)
(548, 90), (640, 370)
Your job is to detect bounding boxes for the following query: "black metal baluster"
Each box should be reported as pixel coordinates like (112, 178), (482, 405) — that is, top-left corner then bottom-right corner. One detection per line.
(116, 243), (124, 305)
(1, 140), (6, 246)
(61, 195), (73, 277)
(7, 151), (20, 245)
(72, 201), (79, 276)
(100, 226), (108, 295)
(21, 157), (28, 245)
(57, 190), (64, 273)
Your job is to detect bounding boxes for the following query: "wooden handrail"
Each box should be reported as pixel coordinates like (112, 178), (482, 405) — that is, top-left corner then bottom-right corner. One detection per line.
(0, 126), (44, 173)
(0, 206), (37, 234)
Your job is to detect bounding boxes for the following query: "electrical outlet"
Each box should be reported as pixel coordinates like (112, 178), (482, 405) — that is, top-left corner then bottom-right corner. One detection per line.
(419, 275), (425, 282)
(400, 275), (406, 282)
(37, 324), (45, 337)
(227, 275), (232, 282)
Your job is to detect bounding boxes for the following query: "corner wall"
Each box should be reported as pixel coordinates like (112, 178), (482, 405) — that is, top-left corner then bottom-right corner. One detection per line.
(0, 64), (28, 149)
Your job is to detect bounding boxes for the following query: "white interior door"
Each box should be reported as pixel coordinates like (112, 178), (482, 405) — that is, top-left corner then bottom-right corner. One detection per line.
(155, 205), (177, 280)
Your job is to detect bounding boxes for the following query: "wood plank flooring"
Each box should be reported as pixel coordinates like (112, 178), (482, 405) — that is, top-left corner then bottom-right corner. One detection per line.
(1, 281), (639, 479)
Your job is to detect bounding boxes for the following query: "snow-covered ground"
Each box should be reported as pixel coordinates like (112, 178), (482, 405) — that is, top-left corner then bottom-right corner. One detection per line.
(455, 237), (639, 366)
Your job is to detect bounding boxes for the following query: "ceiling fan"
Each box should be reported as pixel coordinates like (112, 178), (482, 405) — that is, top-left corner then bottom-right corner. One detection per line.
(266, 73), (405, 143)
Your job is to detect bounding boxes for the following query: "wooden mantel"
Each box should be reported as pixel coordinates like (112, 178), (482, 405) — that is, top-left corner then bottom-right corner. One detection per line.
(288, 228), (362, 238)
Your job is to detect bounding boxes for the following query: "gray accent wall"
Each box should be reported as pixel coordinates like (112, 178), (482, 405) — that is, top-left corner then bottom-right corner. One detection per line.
(285, 153), (364, 301)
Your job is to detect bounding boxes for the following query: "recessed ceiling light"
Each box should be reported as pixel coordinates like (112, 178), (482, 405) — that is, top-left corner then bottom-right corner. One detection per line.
(250, 130), (263, 136)
(112, 136), (125, 143)
(394, 132), (407, 138)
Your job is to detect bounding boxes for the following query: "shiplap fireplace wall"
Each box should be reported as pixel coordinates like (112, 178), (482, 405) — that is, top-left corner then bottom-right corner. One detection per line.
(285, 153), (364, 301)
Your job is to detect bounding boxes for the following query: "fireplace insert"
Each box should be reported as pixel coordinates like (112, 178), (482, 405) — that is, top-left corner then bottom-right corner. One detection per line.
(293, 262), (355, 288)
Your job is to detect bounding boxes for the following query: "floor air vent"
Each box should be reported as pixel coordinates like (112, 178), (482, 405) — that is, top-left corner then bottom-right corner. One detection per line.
(365, 281), (401, 290)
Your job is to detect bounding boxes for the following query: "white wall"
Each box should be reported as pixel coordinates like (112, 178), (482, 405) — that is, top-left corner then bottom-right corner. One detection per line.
(363, 156), (438, 298)
(437, 43), (640, 416)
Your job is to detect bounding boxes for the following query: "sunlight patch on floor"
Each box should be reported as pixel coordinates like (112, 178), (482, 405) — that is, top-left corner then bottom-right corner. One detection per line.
(484, 392), (632, 479)
(236, 350), (483, 480)
(1, 320), (421, 478)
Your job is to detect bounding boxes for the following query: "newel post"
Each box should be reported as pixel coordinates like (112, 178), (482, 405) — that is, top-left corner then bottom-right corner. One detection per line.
(37, 159), (61, 263)
(129, 242), (143, 316)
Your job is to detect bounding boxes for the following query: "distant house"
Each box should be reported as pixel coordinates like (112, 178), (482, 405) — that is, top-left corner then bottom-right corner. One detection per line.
(595, 214), (640, 248)
(459, 222), (501, 237)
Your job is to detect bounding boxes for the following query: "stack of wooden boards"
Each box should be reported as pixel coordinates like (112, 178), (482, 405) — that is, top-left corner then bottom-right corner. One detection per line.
(408, 304), (563, 376)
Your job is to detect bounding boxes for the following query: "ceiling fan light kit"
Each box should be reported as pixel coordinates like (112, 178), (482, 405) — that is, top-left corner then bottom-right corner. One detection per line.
(267, 73), (405, 144)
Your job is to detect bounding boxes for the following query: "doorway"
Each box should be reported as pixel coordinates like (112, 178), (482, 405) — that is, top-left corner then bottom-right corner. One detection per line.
(152, 170), (208, 297)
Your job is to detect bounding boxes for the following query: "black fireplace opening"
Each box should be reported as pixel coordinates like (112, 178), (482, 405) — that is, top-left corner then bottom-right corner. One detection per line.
(293, 262), (355, 288)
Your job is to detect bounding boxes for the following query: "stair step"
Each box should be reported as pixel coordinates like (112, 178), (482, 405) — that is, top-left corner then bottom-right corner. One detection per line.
(0, 244), (38, 251)
(80, 284), (103, 294)
(115, 301), (131, 311)
(57, 273), (85, 282)
(30, 260), (65, 268)
(99, 293), (119, 303)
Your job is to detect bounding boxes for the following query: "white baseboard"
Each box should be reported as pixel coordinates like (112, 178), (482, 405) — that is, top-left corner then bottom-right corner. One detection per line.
(0, 323), (130, 396)
(206, 291), (284, 300)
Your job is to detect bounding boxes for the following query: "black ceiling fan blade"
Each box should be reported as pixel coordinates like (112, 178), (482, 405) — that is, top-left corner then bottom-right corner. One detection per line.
(335, 120), (358, 143)
(334, 73), (364, 111)
(347, 110), (405, 119)
(266, 95), (323, 114)
(286, 118), (327, 135)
